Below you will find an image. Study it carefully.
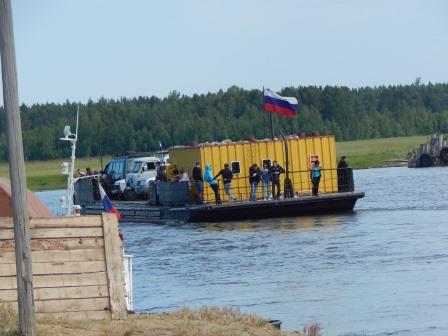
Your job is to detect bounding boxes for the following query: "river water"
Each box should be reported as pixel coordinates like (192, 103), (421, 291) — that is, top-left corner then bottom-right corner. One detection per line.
(37, 167), (448, 336)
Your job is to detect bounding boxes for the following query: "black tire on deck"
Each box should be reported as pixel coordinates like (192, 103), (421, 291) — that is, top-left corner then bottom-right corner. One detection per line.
(418, 153), (433, 167)
(440, 147), (448, 164)
(123, 189), (138, 201)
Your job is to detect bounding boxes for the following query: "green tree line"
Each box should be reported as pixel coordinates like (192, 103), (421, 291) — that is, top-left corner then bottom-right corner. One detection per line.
(0, 82), (447, 161)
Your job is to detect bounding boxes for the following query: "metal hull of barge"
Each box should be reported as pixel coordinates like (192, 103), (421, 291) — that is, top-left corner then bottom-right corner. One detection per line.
(83, 192), (365, 223)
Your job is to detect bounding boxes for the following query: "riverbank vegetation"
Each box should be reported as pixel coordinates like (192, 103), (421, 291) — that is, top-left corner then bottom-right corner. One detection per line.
(0, 82), (447, 162)
(0, 135), (433, 190)
(336, 134), (429, 168)
(0, 306), (304, 336)
(0, 156), (108, 190)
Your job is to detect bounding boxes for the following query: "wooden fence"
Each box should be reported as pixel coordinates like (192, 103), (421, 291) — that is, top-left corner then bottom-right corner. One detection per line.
(0, 213), (127, 320)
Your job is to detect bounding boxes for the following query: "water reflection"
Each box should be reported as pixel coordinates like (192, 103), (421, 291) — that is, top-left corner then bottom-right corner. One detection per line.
(195, 214), (346, 232)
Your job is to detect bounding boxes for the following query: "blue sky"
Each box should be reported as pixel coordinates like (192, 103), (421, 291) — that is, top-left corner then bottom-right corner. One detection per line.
(8, 0), (448, 104)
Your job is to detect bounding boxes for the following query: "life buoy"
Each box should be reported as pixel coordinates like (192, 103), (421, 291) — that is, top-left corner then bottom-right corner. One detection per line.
(418, 153), (433, 167)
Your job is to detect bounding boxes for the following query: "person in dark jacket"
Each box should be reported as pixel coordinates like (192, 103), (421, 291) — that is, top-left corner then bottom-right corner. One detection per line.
(269, 160), (285, 199)
(248, 163), (261, 201)
(337, 156), (349, 192)
(192, 162), (203, 203)
(154, 163), (167, 205)
(214, 163), (235, 201)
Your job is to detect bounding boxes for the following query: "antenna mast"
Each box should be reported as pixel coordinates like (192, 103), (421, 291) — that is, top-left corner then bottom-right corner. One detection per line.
(60, 106), (79, 216)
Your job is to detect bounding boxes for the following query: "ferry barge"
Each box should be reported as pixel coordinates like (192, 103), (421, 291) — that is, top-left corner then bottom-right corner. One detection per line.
(77, 134), (364, 223)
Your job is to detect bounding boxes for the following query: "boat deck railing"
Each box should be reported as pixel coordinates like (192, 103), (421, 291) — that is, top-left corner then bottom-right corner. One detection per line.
(202, 167), (354, 203)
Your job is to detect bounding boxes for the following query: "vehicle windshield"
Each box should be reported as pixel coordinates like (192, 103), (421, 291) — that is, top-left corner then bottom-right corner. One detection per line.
(146, 162), (157, 170)
(131, 162), (142, 173)
(111, 160), (123, 179)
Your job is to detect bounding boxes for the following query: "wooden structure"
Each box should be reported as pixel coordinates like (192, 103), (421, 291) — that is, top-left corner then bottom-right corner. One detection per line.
(0, 213), (127, 320)
(408, 134), (448, 168)
(169, 135), (338, 202)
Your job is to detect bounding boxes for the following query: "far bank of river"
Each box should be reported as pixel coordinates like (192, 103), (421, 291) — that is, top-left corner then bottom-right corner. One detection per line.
(0, 135), (431, 190)
(37, 167), (448, 335)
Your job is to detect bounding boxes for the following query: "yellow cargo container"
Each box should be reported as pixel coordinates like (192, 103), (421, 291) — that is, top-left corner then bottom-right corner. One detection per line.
(168, 135), (338, 202)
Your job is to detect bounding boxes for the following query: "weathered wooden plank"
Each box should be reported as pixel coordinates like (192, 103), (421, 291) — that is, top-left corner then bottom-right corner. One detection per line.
(0, 228), (104, 240)
(0, 272), (108, 290)
(36, 297), (110, 313)
(0, 249), (105, 264)
(0, 285), (109, 302)
(102, 213), (127, 320)
(0, 216), (102, 229)
(0, 217), (13, 228)
(0, 237), (104, 252)
(4, 297), (110, 313)
(31, 216), (103, 228)
(36, 310), (111, 320)
(0, 260), (106, 276)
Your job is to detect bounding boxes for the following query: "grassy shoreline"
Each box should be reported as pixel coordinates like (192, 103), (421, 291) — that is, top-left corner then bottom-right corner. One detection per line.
(0, 306), (304, 336)
(0, 156), (109, 191)
(336, 134), (429, 168)
(0, 135), (431, 191)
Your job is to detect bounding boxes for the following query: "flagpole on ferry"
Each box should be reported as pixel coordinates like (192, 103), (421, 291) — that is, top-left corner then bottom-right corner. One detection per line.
(263, 87), (275, 139)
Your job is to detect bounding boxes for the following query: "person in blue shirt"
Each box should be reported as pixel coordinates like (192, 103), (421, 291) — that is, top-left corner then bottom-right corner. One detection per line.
(204, 164), (222, 204)
(261, 164), (271, 200)
(310, 160), (322, 196)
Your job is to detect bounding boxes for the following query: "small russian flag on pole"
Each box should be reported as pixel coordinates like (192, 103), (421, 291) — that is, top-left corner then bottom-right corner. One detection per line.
(98, 183), (121, 220)
(263, 89), (298, 118)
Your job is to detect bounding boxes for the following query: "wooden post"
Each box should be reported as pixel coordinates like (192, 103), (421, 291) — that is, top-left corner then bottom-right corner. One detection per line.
(0, 1), (36, 335)
(102, 213), (127, 320)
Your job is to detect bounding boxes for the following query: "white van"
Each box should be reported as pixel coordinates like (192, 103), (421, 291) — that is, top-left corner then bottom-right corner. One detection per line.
(125, 157), (161, 198)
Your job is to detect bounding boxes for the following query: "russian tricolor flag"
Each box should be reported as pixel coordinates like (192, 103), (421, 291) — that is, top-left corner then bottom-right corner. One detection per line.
(99, 183), (121, 220)
(263, 89), (298, 118)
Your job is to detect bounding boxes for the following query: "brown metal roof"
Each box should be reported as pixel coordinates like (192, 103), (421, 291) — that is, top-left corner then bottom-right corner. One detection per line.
(0, 178), (53, 218)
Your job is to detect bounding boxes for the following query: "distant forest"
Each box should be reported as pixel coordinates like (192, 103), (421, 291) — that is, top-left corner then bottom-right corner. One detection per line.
(0, 81), (447, 161)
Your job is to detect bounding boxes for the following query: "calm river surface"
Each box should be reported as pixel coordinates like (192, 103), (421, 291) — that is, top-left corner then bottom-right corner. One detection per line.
(37, 167), (448, 336)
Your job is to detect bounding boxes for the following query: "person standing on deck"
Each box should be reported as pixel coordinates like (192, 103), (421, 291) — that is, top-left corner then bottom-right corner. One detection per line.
(269, 161), (285, 199)
(204, 164), (222, 204)
(310, 160), (322, 196)
(179, 168), (190, 183)
(249, 163), (261, 201)
(261, 164), (271, 200)
(214, 163), (235, 201)
(155, 163), (167, 205)
(192, 162), (204, 203)
(337, 156), (349, 192)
